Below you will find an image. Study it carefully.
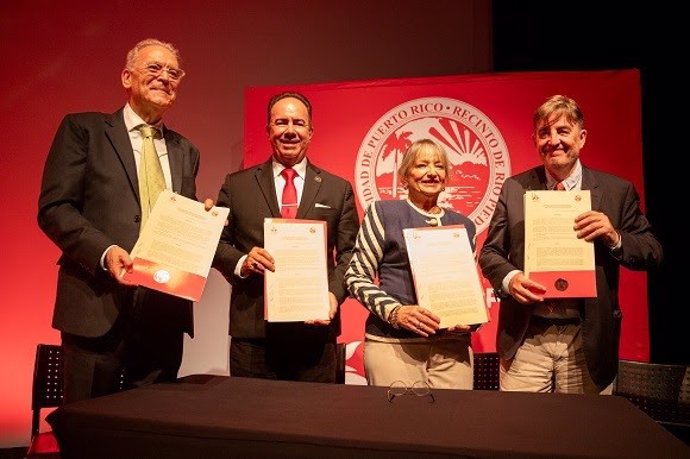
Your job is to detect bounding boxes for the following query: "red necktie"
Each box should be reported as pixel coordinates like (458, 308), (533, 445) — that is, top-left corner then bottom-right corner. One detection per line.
(280, 167), (298, 218)
(555, 181), (565, 191)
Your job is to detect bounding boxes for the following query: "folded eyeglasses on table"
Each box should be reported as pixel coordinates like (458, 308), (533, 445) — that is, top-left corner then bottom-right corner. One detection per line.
(387, 380), (435, 403)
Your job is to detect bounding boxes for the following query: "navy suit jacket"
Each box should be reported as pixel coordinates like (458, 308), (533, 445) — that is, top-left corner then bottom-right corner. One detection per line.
(38, 110), (200, 338)
(213, 159), (359, 340)
(479, 165), (662, 389)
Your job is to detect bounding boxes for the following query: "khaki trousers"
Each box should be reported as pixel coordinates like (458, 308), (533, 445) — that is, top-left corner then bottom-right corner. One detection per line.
(500, 321), (612, 394)
(364, 336), (473, 389)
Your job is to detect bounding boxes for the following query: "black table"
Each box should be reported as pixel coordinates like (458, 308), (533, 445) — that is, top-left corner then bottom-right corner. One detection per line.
(49, 375), (690, 458)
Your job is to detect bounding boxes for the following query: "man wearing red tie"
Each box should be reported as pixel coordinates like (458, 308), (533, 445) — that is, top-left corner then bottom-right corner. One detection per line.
(213, 92), (359, 382)
(479, 95), (663, 394)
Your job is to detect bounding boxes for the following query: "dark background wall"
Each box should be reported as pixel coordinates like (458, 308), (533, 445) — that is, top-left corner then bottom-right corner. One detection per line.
(493, 2), (684, 364)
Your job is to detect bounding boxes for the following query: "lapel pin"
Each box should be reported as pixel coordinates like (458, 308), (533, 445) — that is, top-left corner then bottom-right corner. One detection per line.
(314, 176), (322, 183)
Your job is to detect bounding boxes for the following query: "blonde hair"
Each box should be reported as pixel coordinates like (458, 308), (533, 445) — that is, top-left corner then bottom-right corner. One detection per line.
(398, 139), (449, 182)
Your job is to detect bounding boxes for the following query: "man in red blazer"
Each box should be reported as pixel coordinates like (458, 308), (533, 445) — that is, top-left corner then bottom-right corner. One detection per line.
(213, 92), (359, 382)
(38, 39), (200, 402)
(480, 95), (662, 394)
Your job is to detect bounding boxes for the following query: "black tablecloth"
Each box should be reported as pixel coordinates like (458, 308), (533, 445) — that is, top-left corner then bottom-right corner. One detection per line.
(49, 375), (690, 458)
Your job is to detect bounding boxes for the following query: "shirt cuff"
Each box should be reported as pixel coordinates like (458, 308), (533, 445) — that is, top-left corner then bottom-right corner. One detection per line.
(234, 255), (248, 278)
(501, 270), (521, 296)
(100, 245), (118, 270)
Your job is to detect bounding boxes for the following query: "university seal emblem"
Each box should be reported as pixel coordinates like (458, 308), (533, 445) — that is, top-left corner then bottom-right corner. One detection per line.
(354, 97), (511, 233)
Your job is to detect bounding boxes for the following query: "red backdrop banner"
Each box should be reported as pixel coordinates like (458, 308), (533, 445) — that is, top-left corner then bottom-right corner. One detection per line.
(244, 69), (649, 360)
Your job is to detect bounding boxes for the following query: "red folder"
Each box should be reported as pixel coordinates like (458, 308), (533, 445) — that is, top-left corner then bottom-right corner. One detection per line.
(530, 270), (597, 298)
(124, 258), (206, 302)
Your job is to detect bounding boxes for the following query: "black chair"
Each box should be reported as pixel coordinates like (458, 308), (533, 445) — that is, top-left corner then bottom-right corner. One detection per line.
(26, 344), (128, 458)
(614, 360), (690, 445)
(473, 352), (500, 390)
(26, 344), (63, 458)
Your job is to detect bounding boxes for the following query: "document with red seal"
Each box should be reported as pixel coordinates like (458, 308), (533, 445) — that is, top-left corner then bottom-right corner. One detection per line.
(264, 219), (330, 322)
(123, 190), (229, 301)
(403, 225), (488, 328)
(524, 190), (597, 298)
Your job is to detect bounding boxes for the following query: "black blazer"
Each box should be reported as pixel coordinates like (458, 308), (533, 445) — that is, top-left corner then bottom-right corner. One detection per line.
(213, 159), (359, 340)
(479, 165), (662, 389)
(38, 109), (200, 338)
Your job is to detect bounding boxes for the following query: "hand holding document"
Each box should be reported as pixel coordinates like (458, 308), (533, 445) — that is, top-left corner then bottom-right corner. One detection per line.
(264, 219), (330, 322)
(403, 225), (488, 328)
(524, 190), (597, 298)
(123, 190), (229, 301)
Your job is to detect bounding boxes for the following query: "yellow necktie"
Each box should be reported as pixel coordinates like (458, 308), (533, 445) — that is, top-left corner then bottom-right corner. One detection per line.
(138, 125), (166, 229)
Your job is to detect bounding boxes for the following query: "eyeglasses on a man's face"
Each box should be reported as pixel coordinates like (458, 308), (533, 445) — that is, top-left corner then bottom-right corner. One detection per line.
(387, 380), (435, 403)
(137, 62), (186, 82)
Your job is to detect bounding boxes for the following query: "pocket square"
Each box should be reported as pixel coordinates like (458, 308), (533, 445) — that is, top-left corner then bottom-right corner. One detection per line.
(315, 202), (332, 209)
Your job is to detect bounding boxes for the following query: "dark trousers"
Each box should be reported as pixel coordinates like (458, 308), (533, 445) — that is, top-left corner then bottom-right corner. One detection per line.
(230, 326), (337, 382)
(61, 291), (185, 403)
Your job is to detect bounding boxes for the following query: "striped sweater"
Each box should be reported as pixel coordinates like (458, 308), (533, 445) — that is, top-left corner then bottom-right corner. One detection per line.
(345, 199), (476, 339)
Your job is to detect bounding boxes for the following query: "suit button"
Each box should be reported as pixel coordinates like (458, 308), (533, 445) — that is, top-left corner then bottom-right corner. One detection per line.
(134, 215), (141, 223)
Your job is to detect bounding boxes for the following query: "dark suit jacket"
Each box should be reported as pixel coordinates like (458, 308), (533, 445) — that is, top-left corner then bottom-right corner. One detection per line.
(479, 165), (662, 389)
(213, 159), (359, 340)
(38, 110), (200, 338)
